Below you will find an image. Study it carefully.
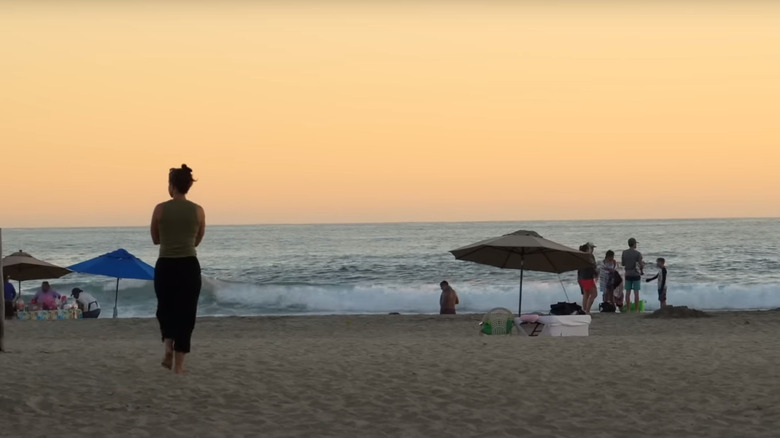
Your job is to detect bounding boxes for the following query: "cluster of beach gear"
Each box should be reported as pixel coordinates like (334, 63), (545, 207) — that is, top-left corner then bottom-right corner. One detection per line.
(2, 248), (155, 320)
(450, 230), (705, 337)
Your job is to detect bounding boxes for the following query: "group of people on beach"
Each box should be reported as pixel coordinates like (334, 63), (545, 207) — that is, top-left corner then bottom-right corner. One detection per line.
(9, 163), (673, 377)
(436, 237), (669, 317)
(4, 164), (207, 374)
(3, 276), (101, 319)
(5, 164), (204, 375)
(577, 238), (668, 315)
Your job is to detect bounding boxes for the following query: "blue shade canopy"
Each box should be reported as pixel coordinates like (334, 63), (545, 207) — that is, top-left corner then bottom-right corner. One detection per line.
(67, 249), (154, 280)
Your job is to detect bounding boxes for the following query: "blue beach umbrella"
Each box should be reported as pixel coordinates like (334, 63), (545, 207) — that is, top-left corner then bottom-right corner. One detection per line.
(67, 249), (155, 318)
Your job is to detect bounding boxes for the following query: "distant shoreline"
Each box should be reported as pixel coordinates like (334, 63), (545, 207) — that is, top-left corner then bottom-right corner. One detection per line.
(3, 215), (777, 231)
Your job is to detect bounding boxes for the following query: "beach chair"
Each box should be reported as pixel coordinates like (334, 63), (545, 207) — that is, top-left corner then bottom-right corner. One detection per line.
(479, 307), (514, 335)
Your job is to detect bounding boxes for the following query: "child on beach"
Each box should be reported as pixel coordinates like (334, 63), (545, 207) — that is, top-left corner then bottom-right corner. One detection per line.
(646, 258), (668, 308)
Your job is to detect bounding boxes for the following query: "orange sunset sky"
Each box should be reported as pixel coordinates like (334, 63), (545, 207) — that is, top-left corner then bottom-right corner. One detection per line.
(1, 2), (779, 228)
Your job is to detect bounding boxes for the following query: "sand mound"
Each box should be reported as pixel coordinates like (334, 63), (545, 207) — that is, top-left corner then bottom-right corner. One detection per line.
(646, 305), (710, 319)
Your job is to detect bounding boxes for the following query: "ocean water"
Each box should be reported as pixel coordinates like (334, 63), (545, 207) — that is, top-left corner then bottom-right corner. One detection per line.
(2, 219), (779, 317)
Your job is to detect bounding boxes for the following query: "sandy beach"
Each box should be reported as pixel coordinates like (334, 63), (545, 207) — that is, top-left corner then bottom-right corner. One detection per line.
(2, 311), (780, 438)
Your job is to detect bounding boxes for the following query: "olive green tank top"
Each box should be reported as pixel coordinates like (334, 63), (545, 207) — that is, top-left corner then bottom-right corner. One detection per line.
(159, 199), (200, 258)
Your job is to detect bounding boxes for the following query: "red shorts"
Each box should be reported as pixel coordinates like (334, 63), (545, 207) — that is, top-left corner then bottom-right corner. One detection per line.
(578, 279), (596, 290)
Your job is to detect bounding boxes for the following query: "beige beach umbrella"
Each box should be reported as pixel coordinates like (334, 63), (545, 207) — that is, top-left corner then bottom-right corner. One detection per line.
(2, 250), (71, 283)
(450, 230), (595, 314)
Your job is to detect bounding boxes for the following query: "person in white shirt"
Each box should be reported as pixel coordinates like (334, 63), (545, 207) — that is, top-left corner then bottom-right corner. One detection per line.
(71, 288), (101, 318)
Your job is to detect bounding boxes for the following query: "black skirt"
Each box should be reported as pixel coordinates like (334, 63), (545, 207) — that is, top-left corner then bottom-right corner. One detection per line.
(154, 256), (201, 353)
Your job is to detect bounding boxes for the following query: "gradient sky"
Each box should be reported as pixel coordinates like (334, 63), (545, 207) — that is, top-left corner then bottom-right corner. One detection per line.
(2, 2), (779, 228)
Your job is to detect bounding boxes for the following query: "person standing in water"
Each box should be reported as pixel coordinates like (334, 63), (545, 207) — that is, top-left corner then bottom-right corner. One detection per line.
(439, 281), (459, 314)
(150, 164), (206, 374)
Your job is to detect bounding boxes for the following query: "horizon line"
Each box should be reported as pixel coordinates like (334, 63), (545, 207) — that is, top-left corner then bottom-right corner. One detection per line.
(1, 215), (776, 231)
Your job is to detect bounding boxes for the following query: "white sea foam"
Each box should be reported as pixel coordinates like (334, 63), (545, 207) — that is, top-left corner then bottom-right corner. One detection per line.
(5, 219), (779, 318)
(104, 278), (780, 317)
(26, 275), (780, 318)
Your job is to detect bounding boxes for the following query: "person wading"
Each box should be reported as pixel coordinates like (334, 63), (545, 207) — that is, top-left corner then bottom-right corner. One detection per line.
(439, 281), (460, 314)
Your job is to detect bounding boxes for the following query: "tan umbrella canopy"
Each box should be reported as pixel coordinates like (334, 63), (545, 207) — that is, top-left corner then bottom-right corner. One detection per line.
(450, 230), (595, 314)
(2, 250), (71, 283)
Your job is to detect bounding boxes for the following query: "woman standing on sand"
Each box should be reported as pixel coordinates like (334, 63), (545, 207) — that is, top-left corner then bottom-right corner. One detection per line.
(577, 244), (599, 314)
(598, 250), (619, 305)
(150, 164), (206, 374)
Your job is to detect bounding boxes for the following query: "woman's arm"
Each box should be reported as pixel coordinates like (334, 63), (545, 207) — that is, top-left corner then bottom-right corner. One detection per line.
(194, 205), (206, 247)
(150, 204), (163, 245)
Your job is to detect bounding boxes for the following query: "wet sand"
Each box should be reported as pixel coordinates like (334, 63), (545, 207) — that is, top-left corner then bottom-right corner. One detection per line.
(2, 311), (780, 437)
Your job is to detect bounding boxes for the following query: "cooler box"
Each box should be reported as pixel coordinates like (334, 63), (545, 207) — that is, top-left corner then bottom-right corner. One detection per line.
(515, 314), (591, 337)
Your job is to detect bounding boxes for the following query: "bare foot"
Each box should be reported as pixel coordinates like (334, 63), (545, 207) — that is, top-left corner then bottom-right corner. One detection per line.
(161, 338), (174, 370)
(174, 367), (188, 375)
(161, 352), (173, 370)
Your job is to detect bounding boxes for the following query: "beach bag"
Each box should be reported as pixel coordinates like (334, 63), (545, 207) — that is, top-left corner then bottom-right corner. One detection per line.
(550, 302), (584, 315)
(599, 302), (616, 313)
(608, 271), (623, 289)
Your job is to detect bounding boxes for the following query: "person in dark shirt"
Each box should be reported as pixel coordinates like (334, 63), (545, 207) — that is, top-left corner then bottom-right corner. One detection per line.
(577, 244), (598, 314)
(646, 258), (668, 309)
(4, 274), (17, 320)
(621, 238), (645, 313)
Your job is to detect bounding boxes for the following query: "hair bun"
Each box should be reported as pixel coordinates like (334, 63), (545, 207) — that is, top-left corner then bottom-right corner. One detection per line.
(181, 164), (192, 173)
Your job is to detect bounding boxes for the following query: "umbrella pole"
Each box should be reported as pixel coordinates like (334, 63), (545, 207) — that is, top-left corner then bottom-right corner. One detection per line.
(518, 263), (524, 315)
(113, 278), (120, 319)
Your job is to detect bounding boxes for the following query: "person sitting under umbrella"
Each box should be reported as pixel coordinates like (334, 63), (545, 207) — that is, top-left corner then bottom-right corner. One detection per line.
(4, 274), (17, 319)
(31, 281), (62, 310)
(71, 288), (101, 319)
